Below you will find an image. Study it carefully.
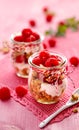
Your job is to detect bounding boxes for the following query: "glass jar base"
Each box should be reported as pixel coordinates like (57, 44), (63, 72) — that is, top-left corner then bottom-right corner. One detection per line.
(37, 99), (59, 104)
(16, 72), (28, 78)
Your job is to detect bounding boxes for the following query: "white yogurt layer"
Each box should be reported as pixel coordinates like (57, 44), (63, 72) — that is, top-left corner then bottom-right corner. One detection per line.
(14, 62), (29, 69)
(40, 78), (67, 97)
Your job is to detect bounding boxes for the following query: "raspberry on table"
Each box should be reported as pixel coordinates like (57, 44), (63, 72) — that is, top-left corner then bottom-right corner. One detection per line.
(48, 38), (56, 47)
(15, 86), (28, 98)
(29, 20), (36, 27)
(69, 56), (79, 66)
(43, 7), (48, 13)
(0, 87), (11, 101)
(46, 14), (53, 22)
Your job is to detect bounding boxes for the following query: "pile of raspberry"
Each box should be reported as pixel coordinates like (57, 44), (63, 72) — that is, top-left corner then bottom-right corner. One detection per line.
(14, 28), (40, 42)
(32, 51), (62, 67)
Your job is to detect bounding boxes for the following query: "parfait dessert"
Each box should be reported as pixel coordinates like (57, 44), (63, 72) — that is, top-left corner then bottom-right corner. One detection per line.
(28, 50), (68, 104)
(11, 28), (42, 78)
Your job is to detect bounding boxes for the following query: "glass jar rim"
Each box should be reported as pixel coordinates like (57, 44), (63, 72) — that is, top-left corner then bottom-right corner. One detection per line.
(10, 32), (44, 45)
(28, 51), (67, 70)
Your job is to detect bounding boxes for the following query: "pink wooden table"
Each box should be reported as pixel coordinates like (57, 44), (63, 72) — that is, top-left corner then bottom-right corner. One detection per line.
(0, 0), (79, 130)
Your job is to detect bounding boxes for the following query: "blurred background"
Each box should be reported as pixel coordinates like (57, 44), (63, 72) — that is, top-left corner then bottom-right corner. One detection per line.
(0, 0), (79, 41)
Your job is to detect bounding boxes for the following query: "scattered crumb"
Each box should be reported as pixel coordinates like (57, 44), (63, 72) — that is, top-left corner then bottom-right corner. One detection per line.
(0, 41), (10, 54)
(1, 47), (10, 54)
(71, 93), (79, 101)
(72, 108), (78, 113)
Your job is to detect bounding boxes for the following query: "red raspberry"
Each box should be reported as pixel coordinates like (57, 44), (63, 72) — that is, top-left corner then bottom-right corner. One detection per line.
(32, 32), (40, 40)
(50, 55), (62, 63)
(0, 87), (11, 101)
(46, 14), (53, 22)
(29, 20), (36, 27)
(25, 35), (36, 42)
(15, 86), (28, 98)
(24, 37), (31, 42)
(39, 51), (50, 59)
(69, 56), (79, 66)
(58, 79), (62, 85)
(43, 7), (48, 12)
(32, 56), (42, 66)
(59, 21), (65, 26)
(45, 57), (59, 67)
(14, 35), (23, 42)
(39, 51), (50, 65)
(48, 38), (56, 47)
(29, 35), (36, 41)
(43, 43), (47, 49)
(15, 55), (24, 63)
(50, 55), (58, 59)
(22, 28), (32, 37)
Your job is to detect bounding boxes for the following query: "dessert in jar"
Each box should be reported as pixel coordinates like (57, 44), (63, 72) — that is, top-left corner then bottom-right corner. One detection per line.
(28, 50), (68, 104)
(11, 28), (42, 78)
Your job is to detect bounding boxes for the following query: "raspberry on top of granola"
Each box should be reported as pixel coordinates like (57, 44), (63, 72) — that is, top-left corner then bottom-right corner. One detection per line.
(32, 50), (63, 67)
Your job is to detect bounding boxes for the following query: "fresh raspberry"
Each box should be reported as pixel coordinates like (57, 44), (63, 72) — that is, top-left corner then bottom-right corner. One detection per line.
(43, 7), (48, 12)
(32, 32), (40, 40)
(45, 57), (59, 67)
(15, 86), (28, 98)
(43, 43), (47, 49)
(48, 38), (56, 47)
(39, 51), (50, 65)
(22, 28), (32, 37)
(29, 20), (36, 27)
(14, 35), (23, 42)
(69, 56), (79, 66)
(0, 87), (11, 101)
(58, 79), (62, 85)
(50, 55), (62, 63)
(32, 56), (42, 66)
(59, 21), (65, 26)
(15, 55), (24, 63)
(50, 55), (57, 59)
(25, 35), (36, 42)
(46, 14), (53, 22)
(39, 51), (50, 59)
(24, 37), (31, 42)
(29, 35), (36, 41)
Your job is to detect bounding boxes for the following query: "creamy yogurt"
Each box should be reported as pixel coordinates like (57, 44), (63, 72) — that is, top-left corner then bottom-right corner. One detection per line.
(40, 78), (67, 97)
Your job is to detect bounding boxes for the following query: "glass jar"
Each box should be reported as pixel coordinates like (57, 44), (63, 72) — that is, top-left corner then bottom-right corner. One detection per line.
(11, 32), (42, 78)
(28, 51), (68, 104)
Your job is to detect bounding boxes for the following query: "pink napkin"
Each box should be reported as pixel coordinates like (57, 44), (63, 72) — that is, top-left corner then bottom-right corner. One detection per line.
(0, 121), (22, 130)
